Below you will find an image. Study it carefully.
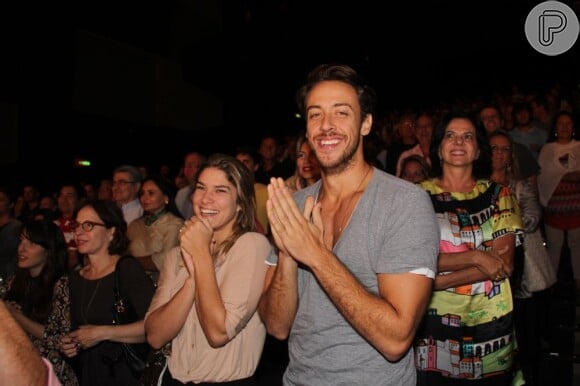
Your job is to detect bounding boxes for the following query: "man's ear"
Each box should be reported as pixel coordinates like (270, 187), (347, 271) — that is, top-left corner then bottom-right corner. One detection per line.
(361, 114), (373, 136)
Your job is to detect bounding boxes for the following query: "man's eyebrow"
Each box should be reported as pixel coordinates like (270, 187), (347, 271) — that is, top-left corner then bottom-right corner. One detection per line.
(306, 102), (353, 111)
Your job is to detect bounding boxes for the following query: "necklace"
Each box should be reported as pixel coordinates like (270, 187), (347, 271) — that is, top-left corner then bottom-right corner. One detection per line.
(80, 278), (101, 325)
(336, 165), (372, 235)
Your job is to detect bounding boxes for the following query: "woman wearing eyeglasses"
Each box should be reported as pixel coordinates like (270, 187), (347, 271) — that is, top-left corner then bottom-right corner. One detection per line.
(145, 154), (272, 385)
(59, 200), (155, 386)
(413, 112), (524, 385)
(4, 220), (79, 385)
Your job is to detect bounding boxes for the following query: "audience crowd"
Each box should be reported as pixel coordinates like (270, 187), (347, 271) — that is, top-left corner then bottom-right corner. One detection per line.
(0, 71), (579, 386)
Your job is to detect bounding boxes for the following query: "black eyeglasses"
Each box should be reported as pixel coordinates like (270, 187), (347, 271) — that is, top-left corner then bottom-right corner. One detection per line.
(72, 221), (106, 232)
(112, 180), (136, 187)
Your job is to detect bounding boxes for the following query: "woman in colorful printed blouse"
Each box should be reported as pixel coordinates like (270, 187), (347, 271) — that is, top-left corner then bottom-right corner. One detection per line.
(413, 111), (524, 385)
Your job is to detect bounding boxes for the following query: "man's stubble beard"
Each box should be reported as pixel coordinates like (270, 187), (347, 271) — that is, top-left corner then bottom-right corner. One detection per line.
(311, 132), (361, 177)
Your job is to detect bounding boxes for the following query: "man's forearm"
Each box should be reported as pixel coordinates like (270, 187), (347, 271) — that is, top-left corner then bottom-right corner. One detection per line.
(310, 251), (429, 362)
(0, 301), (48, 385)
(259, 259), (299, 340)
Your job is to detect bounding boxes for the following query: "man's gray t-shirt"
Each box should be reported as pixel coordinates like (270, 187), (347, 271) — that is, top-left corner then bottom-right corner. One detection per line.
(267, 168), (439, 386)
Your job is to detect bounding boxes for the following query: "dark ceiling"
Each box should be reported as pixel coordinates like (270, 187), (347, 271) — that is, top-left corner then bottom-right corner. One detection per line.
(6, 1), (579, 122)
(2, 0), (579, 189)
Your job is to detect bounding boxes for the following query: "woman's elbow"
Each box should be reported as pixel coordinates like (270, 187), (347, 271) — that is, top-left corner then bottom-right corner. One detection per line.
(147, 337), (163, 350)
(206, 332), (230, 348)
(146, 330), (166, 350)
(504, 255), (515, 275)
(144, 320), (163, 349)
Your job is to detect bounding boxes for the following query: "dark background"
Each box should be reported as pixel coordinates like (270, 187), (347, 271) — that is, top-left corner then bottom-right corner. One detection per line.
(2, 0), (579, 193)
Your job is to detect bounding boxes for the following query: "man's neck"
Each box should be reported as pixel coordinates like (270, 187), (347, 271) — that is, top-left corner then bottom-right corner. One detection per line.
(517, 123), (532, 132)
(262, 159), (276, 171)
(118, 198), (137, 207)
(321, 159), (370, 201)
(419, 141), (430, 155)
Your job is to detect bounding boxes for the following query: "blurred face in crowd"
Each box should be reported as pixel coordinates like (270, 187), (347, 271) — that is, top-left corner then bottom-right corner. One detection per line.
(514, 107), (532, 127)
(40, 196), (57, 210)
(0, 192), (11, 216)
(259, 137), (278, 162)
(236, 153), (257, 174)
(397, 116), (416, 142)
(489, 134), (511, 173)
(555, 114), (574, 143)
(296, 140), (321, 183)
(183, 153), (205, 185)
(112, 171), (140, 205)
(401, 160), (427, 184)
(415, 115), (434, 145)
(23, 186), (38, 204)
(480, 107), (503, 135)
(98, 180), (113, 201)
(140, 180), (168, 214)
(58, 186), (79, 217)
(84, 183), (96, 201)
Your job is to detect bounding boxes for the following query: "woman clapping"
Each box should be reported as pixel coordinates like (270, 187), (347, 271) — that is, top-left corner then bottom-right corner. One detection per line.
(145, 154), (271, 385)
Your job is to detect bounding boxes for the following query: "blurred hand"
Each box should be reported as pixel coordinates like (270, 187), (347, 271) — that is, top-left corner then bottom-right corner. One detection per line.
(476, 246), (510, 281)
(59, 334), (80, 358)
(68, 325), (104, 350)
